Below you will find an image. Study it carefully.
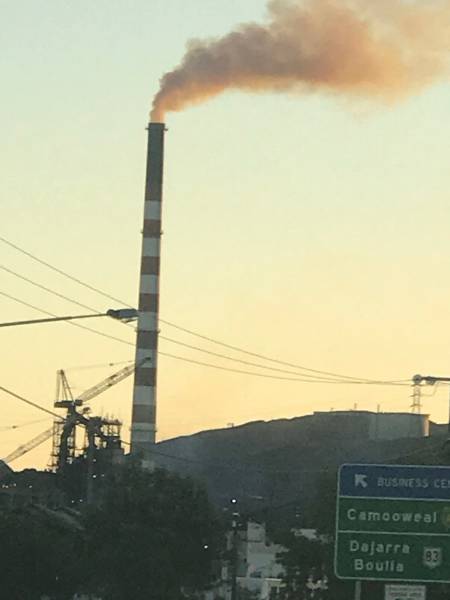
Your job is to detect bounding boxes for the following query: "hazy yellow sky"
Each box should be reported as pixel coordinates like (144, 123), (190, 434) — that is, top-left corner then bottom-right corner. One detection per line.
(2, 0), (450, 470)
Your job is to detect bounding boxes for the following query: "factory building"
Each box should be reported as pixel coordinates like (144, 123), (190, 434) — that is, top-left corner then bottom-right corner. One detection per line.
(313, 410), (429, 440)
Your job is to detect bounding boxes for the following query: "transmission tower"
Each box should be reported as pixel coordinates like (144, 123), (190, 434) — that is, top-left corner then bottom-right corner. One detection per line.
(411, 381), (422, 414)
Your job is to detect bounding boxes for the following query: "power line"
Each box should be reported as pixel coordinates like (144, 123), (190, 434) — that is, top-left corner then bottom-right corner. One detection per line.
(0, 383), (348, 474)
(0, 289), (333, 381)
(0, 265), (101, 314)
(160, 337), (409, 385)
(159, 352), (341, 383)
(160, 319), (409, 384)
(0, 266), (364, 381)
(0, 236), (131, 308)
(0, 386), (62, 420)
(1, 264), (366, 382)
(159, 336), (358, 382)
(0, 264), (135, 331)
(0, 265), (364, 381)
(0, 383), (442, 477)
(1, 290), (409, 386)
(158, 352), (408, 385)
(1, 289), (315, 382)
(0, 235), (408, 385)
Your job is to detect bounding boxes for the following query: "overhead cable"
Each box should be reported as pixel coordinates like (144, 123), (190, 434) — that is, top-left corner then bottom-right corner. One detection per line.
(160, 319), (409, 384)
(0, 386), (62, 420)
(0, 384), (442, 477)
(0, 235), (129, 307)
(159, 335), (408, 384)
(0, 265), (101, 314)
(1, 291), (408, 385)
(0, 267), (362, 380)
(159, 352), (408, 385)
(0, 235), (409, 384)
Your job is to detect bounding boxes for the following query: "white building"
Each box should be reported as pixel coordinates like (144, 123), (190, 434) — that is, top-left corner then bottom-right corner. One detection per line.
(210, 521), (285, 600)
(237, 521), (285, 597)
(313, 410), (429, 440)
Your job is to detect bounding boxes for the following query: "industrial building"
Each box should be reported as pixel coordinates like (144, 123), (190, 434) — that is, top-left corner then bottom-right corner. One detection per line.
(312, 410), (429, 440)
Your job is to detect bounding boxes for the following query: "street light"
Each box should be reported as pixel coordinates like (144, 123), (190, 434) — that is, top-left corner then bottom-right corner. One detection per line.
(0, 308), (138, 328)
(106, 308), (138, 322)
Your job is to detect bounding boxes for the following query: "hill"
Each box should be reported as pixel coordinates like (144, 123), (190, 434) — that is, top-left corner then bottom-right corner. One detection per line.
(156, 414), (449, 517)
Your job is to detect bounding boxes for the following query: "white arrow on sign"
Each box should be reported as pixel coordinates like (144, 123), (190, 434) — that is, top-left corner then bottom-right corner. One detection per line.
(355, 474), (368, 488)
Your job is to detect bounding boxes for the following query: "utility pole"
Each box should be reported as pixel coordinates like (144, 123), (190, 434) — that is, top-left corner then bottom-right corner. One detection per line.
(413, 374), (450, 435)
(230, 499), (239, 600)
(86, 420), (96, 504)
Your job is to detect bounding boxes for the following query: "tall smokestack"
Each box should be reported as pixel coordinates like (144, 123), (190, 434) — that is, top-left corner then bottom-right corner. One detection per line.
(131, 122), (166, 458)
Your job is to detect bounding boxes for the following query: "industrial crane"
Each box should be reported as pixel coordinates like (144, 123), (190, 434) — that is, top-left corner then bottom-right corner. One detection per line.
(0, 358), (150, 476)
(1, 426), (56, 477)
(51, 359), (150, 471)
(3, 426), (56, 464)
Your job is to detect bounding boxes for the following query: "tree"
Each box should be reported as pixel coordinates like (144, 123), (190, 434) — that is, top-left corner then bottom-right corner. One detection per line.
(83, 463), (223, 600)
(237, 587), (260, 600)
(0, 506), (83, 600)
(308, 471), (337, 537)
(276, 532), (327, 600)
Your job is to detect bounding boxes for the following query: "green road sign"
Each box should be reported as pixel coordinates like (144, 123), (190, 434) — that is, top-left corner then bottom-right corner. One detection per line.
(335, 464), (450, 583)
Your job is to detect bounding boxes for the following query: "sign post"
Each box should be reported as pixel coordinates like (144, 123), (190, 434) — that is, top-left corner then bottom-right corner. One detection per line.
(335, 464), (450, 583)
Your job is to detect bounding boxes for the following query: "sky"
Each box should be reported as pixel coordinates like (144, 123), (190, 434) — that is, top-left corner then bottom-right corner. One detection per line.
(1, 0), (450, 471)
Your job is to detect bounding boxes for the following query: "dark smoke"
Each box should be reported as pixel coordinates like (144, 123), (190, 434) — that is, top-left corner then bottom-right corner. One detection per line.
(151, 0), (450, 121)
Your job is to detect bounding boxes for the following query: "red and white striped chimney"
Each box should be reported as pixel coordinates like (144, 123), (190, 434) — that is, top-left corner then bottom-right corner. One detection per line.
(131, 122), (166, 457)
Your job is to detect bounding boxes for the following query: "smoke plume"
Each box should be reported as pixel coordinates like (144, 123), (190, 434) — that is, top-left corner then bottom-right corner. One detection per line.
(150, 0), (450, 121)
